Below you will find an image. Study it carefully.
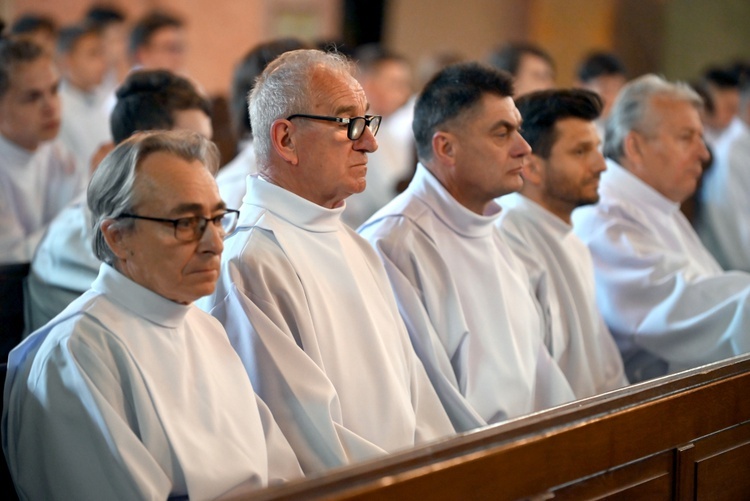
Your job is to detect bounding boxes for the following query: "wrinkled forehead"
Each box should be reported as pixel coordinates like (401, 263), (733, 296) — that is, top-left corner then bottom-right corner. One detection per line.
(133, 150), (208, 193)
(308, 65), (368, 114)
(643, 95), (702, 133)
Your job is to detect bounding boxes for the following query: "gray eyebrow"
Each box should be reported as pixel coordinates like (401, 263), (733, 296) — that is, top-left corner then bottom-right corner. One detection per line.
(168, 201), (226, 216)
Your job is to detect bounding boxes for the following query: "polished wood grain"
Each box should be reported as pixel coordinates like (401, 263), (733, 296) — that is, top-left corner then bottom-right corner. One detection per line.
(241, 354), (750, 500)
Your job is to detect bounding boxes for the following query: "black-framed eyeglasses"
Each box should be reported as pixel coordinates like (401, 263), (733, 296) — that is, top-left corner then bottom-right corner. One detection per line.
(286, 114), (382, 140)
(117, 209), (240, 242)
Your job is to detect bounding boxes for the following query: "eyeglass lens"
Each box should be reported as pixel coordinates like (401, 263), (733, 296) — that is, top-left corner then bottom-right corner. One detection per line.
(348, 116), (381, 140)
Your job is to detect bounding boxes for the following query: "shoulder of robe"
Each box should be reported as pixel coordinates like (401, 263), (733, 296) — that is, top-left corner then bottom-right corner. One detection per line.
(223, 225), (301, 293)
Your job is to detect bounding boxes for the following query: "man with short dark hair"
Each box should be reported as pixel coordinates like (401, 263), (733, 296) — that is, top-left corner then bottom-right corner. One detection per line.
(85, 4), (129, 88)
(56, 22), (110, 174)
(573, 74), (750, 382)
(698, 65), (742, 147)
(360, 63), (575, 430)
(497, 89), (628, 397)
(9, 14), (57, 54)
(27, 69), (212, 331)
(575, 51), (627, 138)
(200, 49), (454, 473)
(698, 75), (750, 271)
(4, 130), (303, 499)
(129, 11), (185, 73)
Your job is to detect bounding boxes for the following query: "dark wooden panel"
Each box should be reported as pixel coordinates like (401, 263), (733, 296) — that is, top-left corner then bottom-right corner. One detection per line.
(695, 442), (750, 501)
(693, 422), (750, 501)
(552, 452), (673, 500)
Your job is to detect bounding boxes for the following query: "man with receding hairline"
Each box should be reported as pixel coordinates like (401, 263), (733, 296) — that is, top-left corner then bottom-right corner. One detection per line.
(200, 49), (454, 474)
(574, 74), (750, 382)
(27, 69), (214, 331)
(4, 130), (302, 500)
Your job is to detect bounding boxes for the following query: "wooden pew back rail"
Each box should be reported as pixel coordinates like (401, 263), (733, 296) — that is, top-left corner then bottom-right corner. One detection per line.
(245, 354), (750, 500)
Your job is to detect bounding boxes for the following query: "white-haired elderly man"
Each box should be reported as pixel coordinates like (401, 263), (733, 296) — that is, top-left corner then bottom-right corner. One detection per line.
(3, 130), (302, 500)
(199, 49), (454, 474)
(573, 74), (750, 383)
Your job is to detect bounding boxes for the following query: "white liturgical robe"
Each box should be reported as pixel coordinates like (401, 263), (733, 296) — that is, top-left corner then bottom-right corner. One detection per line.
(0, 134), (85, 264)
(27, 196), (101, 331)
(59, 80), (112, 176)
(359, 164), (576, 431)
(199, 175), (455, 474)
(3, 264), (302, 500)
(498, 193), (628, 398)
(573, 159), (750, 382)
(216, 140), (257, 211)
(698, 117), (750, 271)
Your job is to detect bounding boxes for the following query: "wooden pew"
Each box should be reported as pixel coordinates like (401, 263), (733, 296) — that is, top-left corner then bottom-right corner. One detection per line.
(242, 354), (750, 500)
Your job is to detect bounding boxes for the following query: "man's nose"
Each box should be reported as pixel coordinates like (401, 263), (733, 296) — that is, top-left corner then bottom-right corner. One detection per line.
(512, 132), (532, 158)
(199, 220), (224, 254)
(354, 125), (378, 153)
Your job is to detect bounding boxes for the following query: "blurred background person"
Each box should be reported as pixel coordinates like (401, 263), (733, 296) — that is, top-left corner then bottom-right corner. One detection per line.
(698, 70), (750, 271)
(128, 10), (186, 75)
(26, 69), (212, 332)
(0, 36), (83, 265)
(487, 41), (556, 97)
(344, 44), (415, 228)
(698, 64), (742, 148)
(575, 50), (628, 141)
(56, 22), (111, 176)
(0, 34), (82, 358)
(85, 4), (129, 92)
(9, 13), (57, 55)
(216, 37), (309, 211)
(415, 51), (465, 94)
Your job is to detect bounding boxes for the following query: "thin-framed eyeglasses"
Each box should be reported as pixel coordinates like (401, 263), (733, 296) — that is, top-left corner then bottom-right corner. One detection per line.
(116, 209), (240, 242)
(286, 114), (382, 140)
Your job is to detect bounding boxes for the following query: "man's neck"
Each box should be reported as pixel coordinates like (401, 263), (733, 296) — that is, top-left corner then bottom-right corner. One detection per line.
(0, 131), (39, 152)
(521, 190), (572, 225)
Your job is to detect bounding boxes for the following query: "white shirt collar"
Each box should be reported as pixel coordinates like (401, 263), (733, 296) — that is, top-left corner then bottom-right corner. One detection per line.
(243, 174), (344, 233)
(601, 158), (681, 215)
(501, 192), (572, 237)
(91, 264), (192, 329)
(410, 163), (501, 238)
(0, 132), (36, 162)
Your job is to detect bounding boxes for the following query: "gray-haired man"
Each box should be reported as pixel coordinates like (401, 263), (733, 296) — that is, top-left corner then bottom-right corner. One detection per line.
(573, 74), (750, 382)
(200, 49), (454, 474)
(4, 130), (302, 500)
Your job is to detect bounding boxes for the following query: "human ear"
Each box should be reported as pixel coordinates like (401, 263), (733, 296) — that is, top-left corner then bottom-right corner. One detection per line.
(623, 131), (644, 166)
(432, 131), (456, 165)
(522, 154), (544, 185)
(101, 219), (130, 261)
(270, 119), (299, 165)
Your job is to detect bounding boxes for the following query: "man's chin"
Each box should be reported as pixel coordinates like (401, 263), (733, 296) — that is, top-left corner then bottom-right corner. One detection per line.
(576, 195), (600, 208)
(351, 178), (367, 194)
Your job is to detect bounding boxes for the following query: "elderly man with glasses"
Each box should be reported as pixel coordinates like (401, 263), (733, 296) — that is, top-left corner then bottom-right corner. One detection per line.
(199, 49), (454, 474)
(4, 130), (303, 500)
